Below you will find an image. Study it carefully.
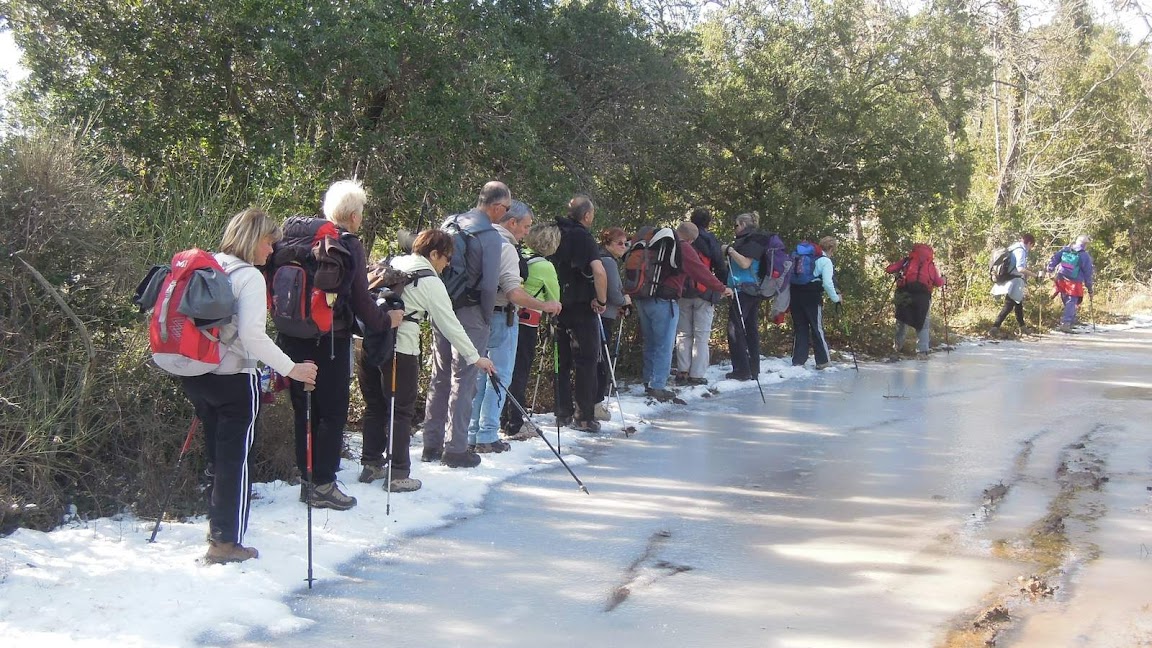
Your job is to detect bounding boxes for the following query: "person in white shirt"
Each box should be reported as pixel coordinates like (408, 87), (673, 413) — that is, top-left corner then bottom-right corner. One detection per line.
(180, 208), (317, 565)
(357, 230), (496, 492)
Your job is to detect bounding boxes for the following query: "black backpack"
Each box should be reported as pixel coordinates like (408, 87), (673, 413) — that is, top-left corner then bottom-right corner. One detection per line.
(267, 216), (354, 338)
(989, 246), (1015, 284)
(360, 262), (436, 368)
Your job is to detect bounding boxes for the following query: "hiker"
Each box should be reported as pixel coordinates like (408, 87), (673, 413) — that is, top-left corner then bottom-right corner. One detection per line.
(468, 200), (562, 453)
(551, 195), (609, 432)
(356, 230), (497, 492)
(1047, 234), (1095, 332)
(989, 233), (1037, 336)
(721, 212), (768, 381)
(184, 208), (317, 564)
(635, 221), (731, 401)
(594, 226), (631, 418)
(885, 243), (945, 360)
(276, 180), (403, 511)
(674, 208), (727, 386)
(789, 236), (842, 369)
(423, 182), (514, 469)
(501, 220), (562, 440)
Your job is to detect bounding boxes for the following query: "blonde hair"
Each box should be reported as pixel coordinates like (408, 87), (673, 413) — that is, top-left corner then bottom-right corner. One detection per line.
(220, 208), (282, 264)
(525, 222), (561, 257)
(819, 235), (839, 254)
(322, 179), (367, 228)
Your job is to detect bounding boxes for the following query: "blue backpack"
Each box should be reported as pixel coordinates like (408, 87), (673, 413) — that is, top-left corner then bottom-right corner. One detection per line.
(1058, 248), (1082, 280)
(790, 241), (821, 285)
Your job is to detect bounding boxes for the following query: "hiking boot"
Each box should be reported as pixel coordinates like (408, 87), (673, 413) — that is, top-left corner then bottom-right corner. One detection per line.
(594, 402), (612, 421)
(572, 418), (601, 433)
(441, 450), (482, 468)
(685, 376), (708, 386)
(504, 424), (535, 441)
(645, 387), (677, 401)
(555, 415), (574, 428)
(475, 440), (510, 454)
(205, 540), (259, 565)
(386, 477), (422, 493)
(987, 326), (1001, 338)
(421, 447), (443, 463)
(724, 371), (751, 381)
(358, 463), (388, 484)
(1059, 322), (1072, 333)
(815, 362), (830, 370)
(309, 482), (357, 511)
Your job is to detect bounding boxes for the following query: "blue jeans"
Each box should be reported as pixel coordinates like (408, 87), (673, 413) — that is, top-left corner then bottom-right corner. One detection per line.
(637, 298), (679, 390)
(895, 314), (930, 354)
(469, 313), (518, 445)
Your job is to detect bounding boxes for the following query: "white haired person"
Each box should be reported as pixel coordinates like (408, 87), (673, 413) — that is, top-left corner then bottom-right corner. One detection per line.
(183, 208), (317, 564)
(1046, 234), (1095, 332)
(275, 180), (403, 510)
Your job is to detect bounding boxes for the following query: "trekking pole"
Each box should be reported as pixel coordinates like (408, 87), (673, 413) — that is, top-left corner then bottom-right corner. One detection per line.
(728, 260), (766, 403)
(385, 357), (398, 516)
(490, 374), (588, 494)
(597, 314), (632, 436)
(614, 311), (625, 362)
(148, 416), (199, 543)
(1089, 291), (1096, 332)
(835, 301), (859, 371)
(530, 319), (550, 412)
(553, 327), (561, 452)
(303, 367), (316, 589)
(942, 282), (951, 353)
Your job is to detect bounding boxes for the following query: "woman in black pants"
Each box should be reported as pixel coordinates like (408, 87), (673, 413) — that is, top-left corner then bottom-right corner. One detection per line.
(180, 208), (317, 564)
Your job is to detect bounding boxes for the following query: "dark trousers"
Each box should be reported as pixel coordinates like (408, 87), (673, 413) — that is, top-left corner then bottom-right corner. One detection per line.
(726, 293), (763, 377)
(556, 306), (600, 422)
(279, 334), (351, 486)
(179, 372), (259, 545)
(357, 351), (418, 479)
(790, 288), (830, 366)
(994, 298), (1025, 327)
(596, 316), (615, 401)
(502, 323), (541, 433)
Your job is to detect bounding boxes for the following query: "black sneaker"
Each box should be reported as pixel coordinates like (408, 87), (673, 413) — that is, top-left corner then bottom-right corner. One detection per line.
(441, 450), (482, 468)
(724, 371), (751, 381)
(421, 447), (443, 463)
(475, 440), (511, 453)
(572, 419), (601, 433)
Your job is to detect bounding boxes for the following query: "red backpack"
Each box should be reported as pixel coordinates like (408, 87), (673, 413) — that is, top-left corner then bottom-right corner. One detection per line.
(132, 249), (249, 375)
(887, 243), (937, 292)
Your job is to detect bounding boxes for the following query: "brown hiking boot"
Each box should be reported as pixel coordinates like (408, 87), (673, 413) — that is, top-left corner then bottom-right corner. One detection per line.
(386, 477), (422, 493)
(309, 481), (357, 510)
(205, 540), (259, 564)
(358, 463), (388, 483)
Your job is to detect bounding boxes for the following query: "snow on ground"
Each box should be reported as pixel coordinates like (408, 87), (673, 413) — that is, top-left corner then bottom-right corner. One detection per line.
(2, 314), (1148, 648)
(0, 343), (838, 648)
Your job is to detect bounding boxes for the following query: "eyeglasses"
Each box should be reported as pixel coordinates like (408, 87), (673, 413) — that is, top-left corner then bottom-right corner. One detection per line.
(613, 240), (627, 247)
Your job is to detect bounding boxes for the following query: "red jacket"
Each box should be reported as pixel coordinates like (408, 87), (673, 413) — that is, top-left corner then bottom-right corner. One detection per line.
(662, 239), (728, 297)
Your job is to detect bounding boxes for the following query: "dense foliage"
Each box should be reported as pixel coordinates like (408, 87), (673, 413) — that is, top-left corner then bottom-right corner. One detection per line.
(1, 0), (1150, 530)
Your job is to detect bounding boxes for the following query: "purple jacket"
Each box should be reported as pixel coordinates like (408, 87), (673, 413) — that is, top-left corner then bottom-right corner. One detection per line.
(1047, 246), (1094, 290)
